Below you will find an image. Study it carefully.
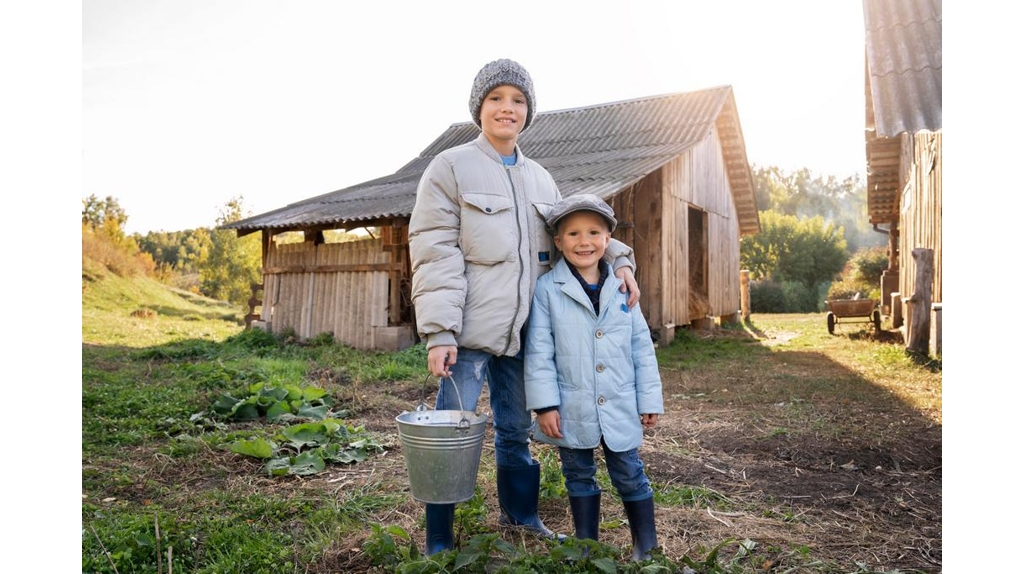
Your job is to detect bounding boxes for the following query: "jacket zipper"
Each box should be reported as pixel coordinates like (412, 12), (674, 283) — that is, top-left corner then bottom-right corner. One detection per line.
(501, 166), (525, 356)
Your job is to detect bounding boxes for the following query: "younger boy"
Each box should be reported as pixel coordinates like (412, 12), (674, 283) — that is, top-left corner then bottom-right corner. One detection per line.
(524, 194), (663, 561)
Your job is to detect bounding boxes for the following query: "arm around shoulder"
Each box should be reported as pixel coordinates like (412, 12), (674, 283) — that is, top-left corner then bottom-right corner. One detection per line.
(605, 238), (636, 274)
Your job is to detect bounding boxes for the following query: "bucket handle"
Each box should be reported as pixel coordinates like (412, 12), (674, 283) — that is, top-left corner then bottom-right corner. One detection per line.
(419, 373), (472, 431)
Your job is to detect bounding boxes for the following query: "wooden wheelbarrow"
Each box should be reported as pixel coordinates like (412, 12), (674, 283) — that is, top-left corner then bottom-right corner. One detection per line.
(825, 298), (881, 334)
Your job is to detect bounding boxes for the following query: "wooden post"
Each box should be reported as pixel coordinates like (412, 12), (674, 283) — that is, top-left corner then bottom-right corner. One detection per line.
(930, 303), (942, 357)
(888, 223), (899, 270)
(740, 270), (750, 320)
(244, 282), (263, 329)
(890, 292), (903, 329)
(906, 248), (934, 354)
(880, 270), (899, 316)
(261, 229), (271, 270)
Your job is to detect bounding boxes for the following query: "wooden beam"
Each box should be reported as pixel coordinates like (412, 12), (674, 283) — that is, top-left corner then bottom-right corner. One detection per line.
(740, 270), (750, 320)
(905, 248), (934, 354)
(261, 230), (271, 270)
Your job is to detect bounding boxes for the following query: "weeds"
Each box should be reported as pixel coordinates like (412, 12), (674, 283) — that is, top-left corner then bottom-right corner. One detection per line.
(454, 487), (490, 540)
(359, 527), (828, 573)
(652, 483), (733, 510)
(538, 447), (567, 499)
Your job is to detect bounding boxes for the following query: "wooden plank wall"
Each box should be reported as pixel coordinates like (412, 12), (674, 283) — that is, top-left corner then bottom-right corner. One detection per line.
(263, 237), (390, 349)
(899, 130), (942, 304)
(610, 172), (663, 328)
(660, 160), (688, 327)
(661, 125), (741, 320)
(609, 125), (742, 331)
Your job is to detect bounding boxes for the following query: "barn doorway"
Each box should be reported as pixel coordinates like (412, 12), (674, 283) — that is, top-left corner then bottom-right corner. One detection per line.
(688, 206), (710, 322)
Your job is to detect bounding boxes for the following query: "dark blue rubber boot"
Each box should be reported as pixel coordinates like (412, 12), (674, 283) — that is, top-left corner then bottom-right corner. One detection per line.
(568, 492), (601, 542)
(622, 496), (658, 561)
(424, 503), (455, 556)
(496, 461), (561, 540)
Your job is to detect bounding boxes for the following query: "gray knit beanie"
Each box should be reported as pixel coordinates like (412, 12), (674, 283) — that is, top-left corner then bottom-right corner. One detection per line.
(469, 58), (536, 133)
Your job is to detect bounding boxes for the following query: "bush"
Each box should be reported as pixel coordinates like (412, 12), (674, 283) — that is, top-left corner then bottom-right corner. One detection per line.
(741, 210), (848, 287)
(82, 225), (154, 278)
(850, 246), (888, 285)
(826, 246), (887, 303)
(751, 280), (825, 313)
(827, 275), (870, 301)
(223, 328), (282, 352)
(750, 280), (787, 313)
(781, 280), (821, 312)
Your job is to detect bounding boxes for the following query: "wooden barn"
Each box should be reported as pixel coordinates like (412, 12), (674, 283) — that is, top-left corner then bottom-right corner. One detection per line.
(863, 0), (942, 355)
(223, 86), (760, 350)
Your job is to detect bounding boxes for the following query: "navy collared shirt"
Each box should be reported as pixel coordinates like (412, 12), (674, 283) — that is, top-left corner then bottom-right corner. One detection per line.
(567, 260), (610, 315)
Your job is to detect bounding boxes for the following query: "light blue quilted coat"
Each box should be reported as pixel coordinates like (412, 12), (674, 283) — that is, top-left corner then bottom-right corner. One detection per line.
(524, 258), (663, 452)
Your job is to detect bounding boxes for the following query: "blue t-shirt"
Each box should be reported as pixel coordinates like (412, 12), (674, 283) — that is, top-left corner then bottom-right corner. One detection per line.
(500, 150), (517, 166)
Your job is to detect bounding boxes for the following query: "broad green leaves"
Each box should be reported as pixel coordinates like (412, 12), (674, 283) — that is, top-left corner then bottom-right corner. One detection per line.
(228, 419), (382, 477)
(266, 451), (326, 476)
(212, 382), (379, 477)
(207, 383), (335, 422)
(228, 437), (277, 459)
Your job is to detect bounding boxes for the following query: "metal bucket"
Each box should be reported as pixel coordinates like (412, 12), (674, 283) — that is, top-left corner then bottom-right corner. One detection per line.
(396, 375), (488, 504)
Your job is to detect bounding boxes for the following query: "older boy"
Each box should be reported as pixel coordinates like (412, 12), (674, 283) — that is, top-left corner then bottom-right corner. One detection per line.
(525, 194), (663, 561)
(409, 59), (641, 555)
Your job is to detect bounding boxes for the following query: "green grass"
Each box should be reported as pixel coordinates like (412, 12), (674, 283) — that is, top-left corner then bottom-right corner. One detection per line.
(656, 326), (765, 371)
(653, 483), (734, 510)
(83, 260), (243, 347)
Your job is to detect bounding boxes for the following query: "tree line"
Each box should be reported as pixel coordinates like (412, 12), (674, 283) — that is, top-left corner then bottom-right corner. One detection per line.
(82, 194), (261, 310)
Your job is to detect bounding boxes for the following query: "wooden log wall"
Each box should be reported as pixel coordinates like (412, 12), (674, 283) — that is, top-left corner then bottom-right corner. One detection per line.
(898, 131), (942, 305)
(609, 125), (742, 331)
(262, 236), (392, 349)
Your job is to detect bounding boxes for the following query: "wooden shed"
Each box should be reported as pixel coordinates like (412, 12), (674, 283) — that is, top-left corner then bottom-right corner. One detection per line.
(863, 0), (942, 355)
(223, 86), (760, 350)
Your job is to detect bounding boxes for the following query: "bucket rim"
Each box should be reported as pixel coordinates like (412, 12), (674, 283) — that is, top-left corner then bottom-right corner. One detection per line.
(395, 409), (489, 427)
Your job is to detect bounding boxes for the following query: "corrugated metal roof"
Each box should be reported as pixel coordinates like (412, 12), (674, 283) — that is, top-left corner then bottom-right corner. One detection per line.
(863, 0), (942, 137)
(225, 86), (759, 235)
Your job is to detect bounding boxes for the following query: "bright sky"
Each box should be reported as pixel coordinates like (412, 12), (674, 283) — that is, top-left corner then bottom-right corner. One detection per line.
(83, 0), (866, 234)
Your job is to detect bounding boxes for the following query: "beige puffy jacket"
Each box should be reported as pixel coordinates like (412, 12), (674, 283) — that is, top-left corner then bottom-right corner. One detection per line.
(409, 133), (634, 356)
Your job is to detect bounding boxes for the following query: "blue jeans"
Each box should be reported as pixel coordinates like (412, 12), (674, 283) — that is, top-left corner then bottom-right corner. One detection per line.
(558, 439), (653, 502)
(435, 347), (534, 468)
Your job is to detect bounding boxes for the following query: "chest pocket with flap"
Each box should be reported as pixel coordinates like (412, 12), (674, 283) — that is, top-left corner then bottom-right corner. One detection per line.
(460, 192), (517, 263)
